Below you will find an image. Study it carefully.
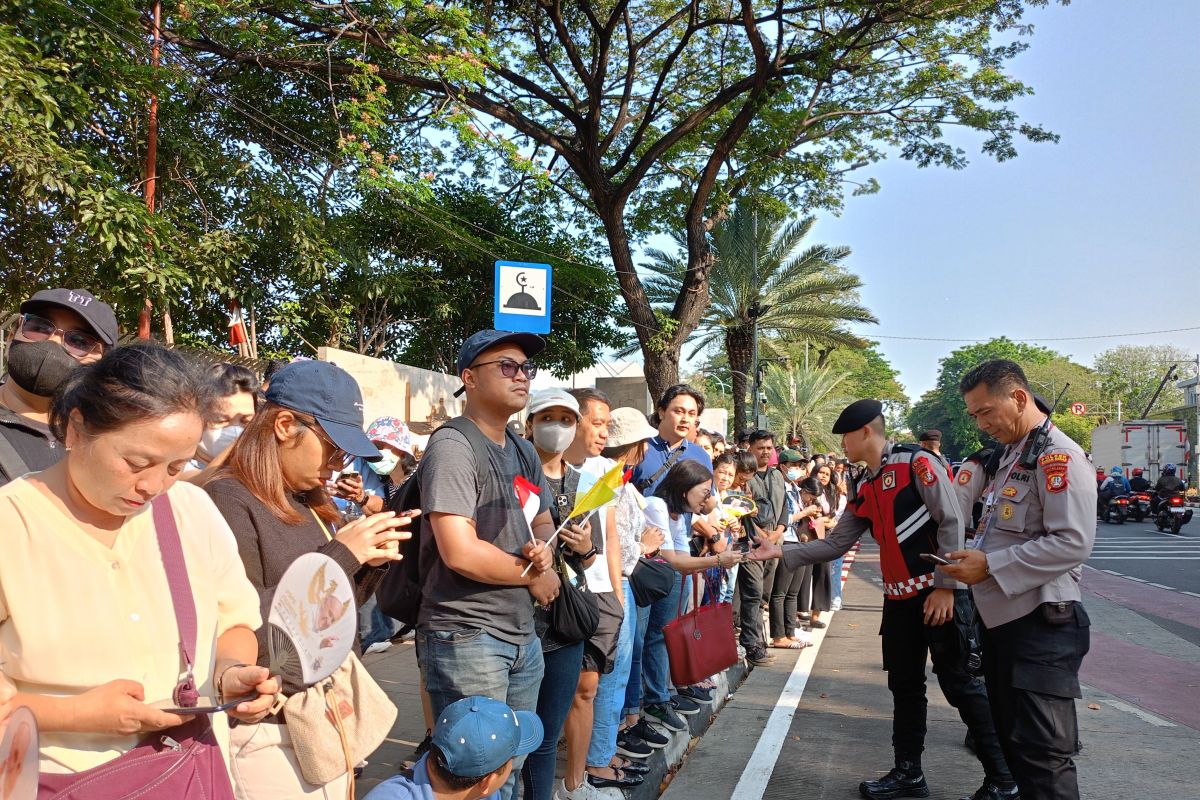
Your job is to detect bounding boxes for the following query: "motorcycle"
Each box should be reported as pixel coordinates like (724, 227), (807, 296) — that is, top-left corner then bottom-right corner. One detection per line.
(1154, 493), (1194, 535)
(1129, 492), (1153, 523)
(1101, 494), (1131, 525)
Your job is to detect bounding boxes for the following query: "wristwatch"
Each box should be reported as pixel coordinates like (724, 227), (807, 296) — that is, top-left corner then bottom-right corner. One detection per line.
(580, 546), (598, 560)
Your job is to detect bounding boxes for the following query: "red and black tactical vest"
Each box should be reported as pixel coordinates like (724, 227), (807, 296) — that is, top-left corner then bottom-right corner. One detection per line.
(850, 444), (949, 600)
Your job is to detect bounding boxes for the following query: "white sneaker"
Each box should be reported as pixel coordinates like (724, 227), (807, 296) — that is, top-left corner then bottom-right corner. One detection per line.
(364, 641), (392, 655)
(832, 597), (842, 611)
(555, 778), (600, 800)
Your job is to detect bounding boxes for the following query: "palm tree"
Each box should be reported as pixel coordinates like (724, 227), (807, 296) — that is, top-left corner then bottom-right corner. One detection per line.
(637, 203), (877, 435)
(762, 364), (850, 453)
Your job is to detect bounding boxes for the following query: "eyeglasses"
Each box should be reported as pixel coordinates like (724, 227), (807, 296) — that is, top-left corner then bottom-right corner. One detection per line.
(298, 420), (354, 468)
(16, 314), (104, 359)
(468, 358), (538, 381)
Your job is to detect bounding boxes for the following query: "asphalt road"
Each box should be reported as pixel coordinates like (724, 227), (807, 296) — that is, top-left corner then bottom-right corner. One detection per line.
(1088, 514), (1200, 600)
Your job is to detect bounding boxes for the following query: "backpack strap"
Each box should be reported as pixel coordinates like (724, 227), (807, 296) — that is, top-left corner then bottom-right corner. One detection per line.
(0, 431), (30, 483)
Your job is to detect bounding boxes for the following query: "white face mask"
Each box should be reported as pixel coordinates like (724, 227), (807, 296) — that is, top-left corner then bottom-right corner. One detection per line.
(786, 468), (803, 482)
(197, 424), (244, 463)
(368, 448), (400, 476)
(532, 421), (576, 454)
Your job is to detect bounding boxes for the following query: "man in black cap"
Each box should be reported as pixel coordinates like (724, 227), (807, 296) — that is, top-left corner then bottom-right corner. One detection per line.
(412, 329), (558, 800)
(918, 429), (949, 467)
(748, 399), (1017, 800)
(0, 288), (119, 485)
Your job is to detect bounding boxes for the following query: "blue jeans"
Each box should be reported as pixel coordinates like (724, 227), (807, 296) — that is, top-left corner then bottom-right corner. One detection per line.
(417, 627), (544, 800)
(521, 640), (584, 800)
(588, 581), (635, 767)
(831, 555), (845, 603)
(358, 595), (395, 649)
(641, 572), (683, 706)
(622, 601), (652, 717)
(720, 563), (739, 603)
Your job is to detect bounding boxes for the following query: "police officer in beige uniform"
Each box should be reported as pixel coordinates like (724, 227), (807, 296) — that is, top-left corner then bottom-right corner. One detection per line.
(941, 360), (1095, 800)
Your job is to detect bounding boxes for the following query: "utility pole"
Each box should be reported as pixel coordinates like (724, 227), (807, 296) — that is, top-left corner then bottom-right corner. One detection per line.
(143, 0), (174, 343)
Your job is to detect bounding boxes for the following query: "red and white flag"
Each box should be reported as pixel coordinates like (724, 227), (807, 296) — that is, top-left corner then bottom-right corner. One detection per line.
(228, 300), (248, 347)
(513, 475), (541, 539)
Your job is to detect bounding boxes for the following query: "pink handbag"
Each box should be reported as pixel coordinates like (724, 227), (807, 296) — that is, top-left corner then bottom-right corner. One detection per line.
(38, 496), (236, 800)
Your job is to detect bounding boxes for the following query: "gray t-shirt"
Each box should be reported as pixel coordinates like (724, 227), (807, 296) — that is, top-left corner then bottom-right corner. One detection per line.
(417, 424), (551, 644)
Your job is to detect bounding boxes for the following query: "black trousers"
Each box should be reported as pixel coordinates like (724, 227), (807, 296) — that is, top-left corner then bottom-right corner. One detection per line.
(737, 559), (767, 651)
(981, 602), (1090, 800)
(881, 590), (1011, 784)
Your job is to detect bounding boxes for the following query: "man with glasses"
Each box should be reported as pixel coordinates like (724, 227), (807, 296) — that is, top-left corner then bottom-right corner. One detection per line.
(414, 329), (558, 800)
(0, 288), (118, 485)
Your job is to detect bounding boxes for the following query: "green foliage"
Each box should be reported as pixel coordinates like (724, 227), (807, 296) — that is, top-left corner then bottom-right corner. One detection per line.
(906, 337), (1088, 459)
(761, 365), (851, 453)
(155, 0), (1066, 395)
(1092, 345), (1195, 419)
(636, 203), (876, 434)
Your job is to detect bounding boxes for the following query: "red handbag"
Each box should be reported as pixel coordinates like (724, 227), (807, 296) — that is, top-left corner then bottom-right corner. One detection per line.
(661, 577), (738, 687)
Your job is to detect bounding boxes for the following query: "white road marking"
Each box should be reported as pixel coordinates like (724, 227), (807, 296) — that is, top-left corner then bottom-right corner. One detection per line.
(1123, 575), (1148, 582)
(732, 615), (833, 800)
(1182, 591), (1200, 599)
(1146, 583), (1175, 590)
(1095, 696), (1177, 728)
(1100, 569), (1123, 575)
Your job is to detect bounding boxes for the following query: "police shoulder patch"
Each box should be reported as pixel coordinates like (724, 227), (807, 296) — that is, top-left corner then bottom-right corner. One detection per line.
(1001, 486), (1018, 498)
(913, 457), (936, 487)
(1043, 463), (1069, 494)
(957, 469), (973, 485)
(1038, 452), (1070, 468)
(882, 471), (897, 490)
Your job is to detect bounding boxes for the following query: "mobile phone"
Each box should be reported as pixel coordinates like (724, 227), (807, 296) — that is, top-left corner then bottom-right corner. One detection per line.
(154, 694), (256, 715)
(919, 553), (956, 566)
(340, 471), (360, 481)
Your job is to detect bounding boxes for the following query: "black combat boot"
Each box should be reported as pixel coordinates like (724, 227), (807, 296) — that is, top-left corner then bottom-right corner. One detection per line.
(859, 761), (930, 800)
(959, 780), (1019, 800)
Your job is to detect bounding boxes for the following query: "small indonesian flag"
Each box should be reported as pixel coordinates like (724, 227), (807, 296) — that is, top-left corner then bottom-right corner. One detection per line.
(228, 300), (248, 346)
(513, 475), (541, 535)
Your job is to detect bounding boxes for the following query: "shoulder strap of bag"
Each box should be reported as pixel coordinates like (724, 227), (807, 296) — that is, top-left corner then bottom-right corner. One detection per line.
(635, 442), (683, 492)
(0, 432), (29, 482)
(151, 495), (200, 708)
(442, 416), (541, 492)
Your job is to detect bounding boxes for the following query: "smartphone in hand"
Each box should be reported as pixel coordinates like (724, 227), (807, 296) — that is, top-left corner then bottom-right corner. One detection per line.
(919, 553), (957, 566)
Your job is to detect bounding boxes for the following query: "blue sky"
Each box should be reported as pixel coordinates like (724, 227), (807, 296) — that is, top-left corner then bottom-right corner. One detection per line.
(805, 0), (1200, 400)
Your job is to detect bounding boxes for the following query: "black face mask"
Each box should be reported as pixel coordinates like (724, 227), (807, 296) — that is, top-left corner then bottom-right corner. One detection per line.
(5, 340), (82, 397)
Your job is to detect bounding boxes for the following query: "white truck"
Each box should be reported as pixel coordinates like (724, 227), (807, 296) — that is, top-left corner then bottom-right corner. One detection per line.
(1090, 419), (1190, 483)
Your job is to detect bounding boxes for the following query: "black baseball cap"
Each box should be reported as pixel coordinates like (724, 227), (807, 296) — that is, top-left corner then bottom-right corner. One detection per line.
(21, 288), (119, 346)
(264, 360), (380, 460)
(453, 329), (546, 397)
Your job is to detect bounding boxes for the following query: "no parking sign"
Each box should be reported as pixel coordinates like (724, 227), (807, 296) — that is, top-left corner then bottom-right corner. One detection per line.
(1070, 402), (1087, 416)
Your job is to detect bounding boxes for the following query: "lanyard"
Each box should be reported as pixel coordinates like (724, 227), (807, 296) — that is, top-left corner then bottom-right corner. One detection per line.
(973, 431), (1032, 550)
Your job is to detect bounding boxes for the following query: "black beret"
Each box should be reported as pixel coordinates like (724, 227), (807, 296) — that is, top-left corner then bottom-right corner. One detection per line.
(918, 429), (942, 442)
(1033, 394), (1051, 414)
(831, 399), (884, 435)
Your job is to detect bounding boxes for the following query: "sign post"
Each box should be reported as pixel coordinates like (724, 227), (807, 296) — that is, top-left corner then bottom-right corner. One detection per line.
(494, 261), (552, 334)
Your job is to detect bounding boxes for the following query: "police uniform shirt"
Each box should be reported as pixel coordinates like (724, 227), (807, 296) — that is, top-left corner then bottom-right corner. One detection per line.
(971, 424), (1097, 628)
(782, 447), (965, 592)
(954, 456), (990, 528)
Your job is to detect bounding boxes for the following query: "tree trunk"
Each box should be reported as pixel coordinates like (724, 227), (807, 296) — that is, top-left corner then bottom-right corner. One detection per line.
(726, 325), (754, 436)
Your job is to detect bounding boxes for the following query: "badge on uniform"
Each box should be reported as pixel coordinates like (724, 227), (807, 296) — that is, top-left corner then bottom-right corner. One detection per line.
(957, 469), (973, 485)
(1044, 464), (1068, 493)
(912, 458), (937, 487)
(882, 471), (896, 491)
(1001, 486), (1018, 498)
(1000, 504), (1014, 521)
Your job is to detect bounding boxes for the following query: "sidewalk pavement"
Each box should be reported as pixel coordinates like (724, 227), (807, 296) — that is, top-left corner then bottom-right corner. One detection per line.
(664, 540), (1200, 800)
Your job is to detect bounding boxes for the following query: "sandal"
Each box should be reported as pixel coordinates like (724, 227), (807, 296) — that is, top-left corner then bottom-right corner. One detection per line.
(770, 639), (805, 649)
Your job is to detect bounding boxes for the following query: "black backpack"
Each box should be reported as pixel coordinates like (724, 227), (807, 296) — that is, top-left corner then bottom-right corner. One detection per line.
(375, 416), (540, 626)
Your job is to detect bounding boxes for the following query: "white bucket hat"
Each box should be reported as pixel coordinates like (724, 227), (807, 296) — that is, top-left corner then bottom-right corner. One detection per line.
(607, 407), (658, 448)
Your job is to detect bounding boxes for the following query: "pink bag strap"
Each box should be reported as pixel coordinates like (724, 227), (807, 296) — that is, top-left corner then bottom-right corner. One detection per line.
(151, 495), (200, 708)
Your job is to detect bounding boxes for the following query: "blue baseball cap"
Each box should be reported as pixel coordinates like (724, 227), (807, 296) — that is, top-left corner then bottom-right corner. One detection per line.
(264, 360), (380, 461)
(431, 696), (543, 778)
(453, 329), (546, 397)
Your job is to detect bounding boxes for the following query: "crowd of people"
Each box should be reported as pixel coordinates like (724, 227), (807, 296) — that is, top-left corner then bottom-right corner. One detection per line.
(1, 286), (1097, 800)
(0, 289), (854, 800)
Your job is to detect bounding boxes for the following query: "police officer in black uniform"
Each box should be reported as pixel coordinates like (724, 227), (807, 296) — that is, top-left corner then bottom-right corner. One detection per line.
(750, 399), (1018, 800)
(942, 361), (1095, 800)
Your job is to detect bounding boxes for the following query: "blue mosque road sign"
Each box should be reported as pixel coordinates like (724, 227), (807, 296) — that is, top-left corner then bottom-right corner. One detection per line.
(493, 261), (552, 334)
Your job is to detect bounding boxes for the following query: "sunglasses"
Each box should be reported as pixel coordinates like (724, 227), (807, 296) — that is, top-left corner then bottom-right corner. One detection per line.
(16, 314), (104, 359)
(298, 420), (354, 469)
(468, 358), (538, 381)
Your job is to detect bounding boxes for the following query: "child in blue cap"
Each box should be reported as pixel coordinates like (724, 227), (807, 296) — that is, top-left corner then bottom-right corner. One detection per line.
(364, 696), (544, 800)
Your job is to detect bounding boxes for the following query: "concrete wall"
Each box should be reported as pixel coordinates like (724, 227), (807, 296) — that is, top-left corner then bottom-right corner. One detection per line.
(316, 347), (463, 430)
